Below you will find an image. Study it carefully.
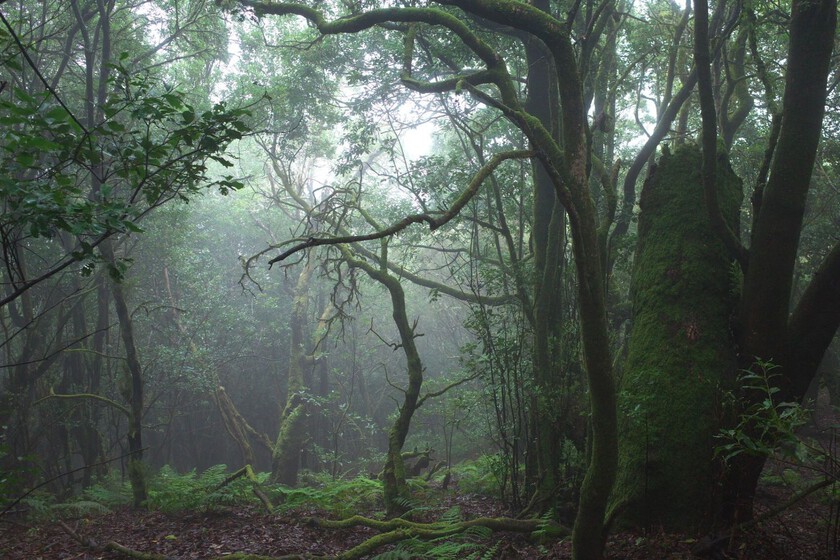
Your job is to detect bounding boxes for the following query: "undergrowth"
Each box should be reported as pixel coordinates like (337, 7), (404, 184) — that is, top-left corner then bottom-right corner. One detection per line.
(72, 466), (385, 517)
(21, 456), (505, 525)
(272, 471), (383, 517)
(446, 456), (503, 496)
(370, 507), (500, 560)
(148, 464), (257, 512)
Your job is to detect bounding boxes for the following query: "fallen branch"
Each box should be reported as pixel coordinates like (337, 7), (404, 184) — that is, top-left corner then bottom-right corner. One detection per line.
(293, 514), (569, 560)
(59, 520), (171, 560)
(215, 465), (274, 513)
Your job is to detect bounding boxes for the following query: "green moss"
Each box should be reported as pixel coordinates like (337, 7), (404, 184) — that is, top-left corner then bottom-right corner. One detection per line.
(611, 144), (742, 530)
(270, 401), (307, 486)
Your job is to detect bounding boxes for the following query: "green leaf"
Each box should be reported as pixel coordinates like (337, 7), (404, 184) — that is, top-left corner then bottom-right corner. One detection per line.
(27, 137), (62, 152)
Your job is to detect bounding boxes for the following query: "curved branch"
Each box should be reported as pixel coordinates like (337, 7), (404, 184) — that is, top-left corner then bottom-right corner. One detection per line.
(610, 0), (740, 250)
(401, 69), (497, 94)
(417, 372), (480, 408)
(35, 389), (131, 417)
(609, 69), (697, 245)
(267, 150), (533, 265)
(240, 1), (500, 67)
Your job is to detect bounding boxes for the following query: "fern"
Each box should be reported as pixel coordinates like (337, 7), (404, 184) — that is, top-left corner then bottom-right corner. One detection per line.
(272, 474), (383, 517)
(439, 506), (463, 524)
(82, 472), (132, 507)
(462, 525), (493, 541)
(19, 492), (54, 521)
(477, 541), (500, 560)
(369, 548), (416, 560)
(145, 464), (257, 512)
(369, 508), (499, 560)
(425, 539), (480, 559)
(19, 494), (111, 522)
(450, 456), (504, 496)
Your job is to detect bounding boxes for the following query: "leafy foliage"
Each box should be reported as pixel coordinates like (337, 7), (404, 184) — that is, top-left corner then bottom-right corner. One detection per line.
(717, 360), (812, 463)
(449, 456), (506, 497)
(81, 465), (260, 513)
(272, 472), (383, 517)
(82, 472), (134, 509)
(146, 464), (259, 512)
(0, 58), (252, 273)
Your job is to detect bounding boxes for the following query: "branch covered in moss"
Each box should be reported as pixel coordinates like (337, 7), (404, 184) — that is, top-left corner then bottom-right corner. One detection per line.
(215, 464), (274, 513)
(36, 389), (131, 416)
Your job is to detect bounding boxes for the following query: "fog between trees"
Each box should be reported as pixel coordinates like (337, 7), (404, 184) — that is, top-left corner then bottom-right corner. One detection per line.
(1, 0), (839, 558)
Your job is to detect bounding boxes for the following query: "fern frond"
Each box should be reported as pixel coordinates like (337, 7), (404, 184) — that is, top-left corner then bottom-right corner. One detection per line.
(477, 541), (500, 560)
(463, 525), (493, 540)
(439, 506), (463, 523)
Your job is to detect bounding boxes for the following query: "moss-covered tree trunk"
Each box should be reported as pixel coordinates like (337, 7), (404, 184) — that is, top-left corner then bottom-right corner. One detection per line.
(523, 1), (569, 512)
(337, 244), (422, 517)
(270, 260), (315, 485)
(611, 145), (741, 530)
(379, 274), (423, 517)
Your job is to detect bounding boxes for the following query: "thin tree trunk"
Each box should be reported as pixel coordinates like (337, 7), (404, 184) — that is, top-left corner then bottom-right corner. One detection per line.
(100, 240), (147, 508)
(270, 260), (314, 485)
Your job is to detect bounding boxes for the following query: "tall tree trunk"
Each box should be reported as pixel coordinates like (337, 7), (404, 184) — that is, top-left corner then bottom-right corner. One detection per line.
(524, 12), (569, 512)
(727, 0), (837, 523)
(270, 260), (315, 485)
(100, 240), (147, 508)
(379, 274), (423, 517)
(611, 145), (741, 530)
(335, 244), (423, 516)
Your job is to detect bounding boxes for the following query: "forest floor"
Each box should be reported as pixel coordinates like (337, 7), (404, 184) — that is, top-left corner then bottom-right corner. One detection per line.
(2, 471), (837, 560)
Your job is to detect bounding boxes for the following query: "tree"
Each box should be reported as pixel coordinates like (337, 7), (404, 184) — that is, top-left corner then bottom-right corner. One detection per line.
(235, 0), (840, 553)
(236, 2), (617, 557)
(611, 144), (742, 529)
(611, 0), (838, 530)
(721, 0), (838, 522)
(0, 0), (251, 504)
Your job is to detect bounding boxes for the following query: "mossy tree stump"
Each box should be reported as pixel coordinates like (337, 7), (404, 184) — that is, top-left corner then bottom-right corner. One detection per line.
(611, 145), (742, 530)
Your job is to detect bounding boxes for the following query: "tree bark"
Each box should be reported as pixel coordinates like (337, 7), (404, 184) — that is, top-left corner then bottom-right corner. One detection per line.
(611, 145), (741, 530)
(727, 0), (837, 523)
(270, 260), (315, 485)
(339, 246), (424, 517)
(100, 240), (147, 508)
(524, 3), (570, 512)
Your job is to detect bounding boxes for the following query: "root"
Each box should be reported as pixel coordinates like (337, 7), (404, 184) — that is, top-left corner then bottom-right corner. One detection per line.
(62, 506), (569, 560)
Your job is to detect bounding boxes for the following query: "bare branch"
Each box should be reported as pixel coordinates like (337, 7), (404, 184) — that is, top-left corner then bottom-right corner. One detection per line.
(267, 150), (533, 266)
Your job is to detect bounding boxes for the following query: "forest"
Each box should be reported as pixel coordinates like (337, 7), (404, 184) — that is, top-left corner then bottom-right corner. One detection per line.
(0, 0), (839, 558)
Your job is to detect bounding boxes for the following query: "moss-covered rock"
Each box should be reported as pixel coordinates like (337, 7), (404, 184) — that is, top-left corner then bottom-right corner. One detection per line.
(610, 144), (742, 531)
